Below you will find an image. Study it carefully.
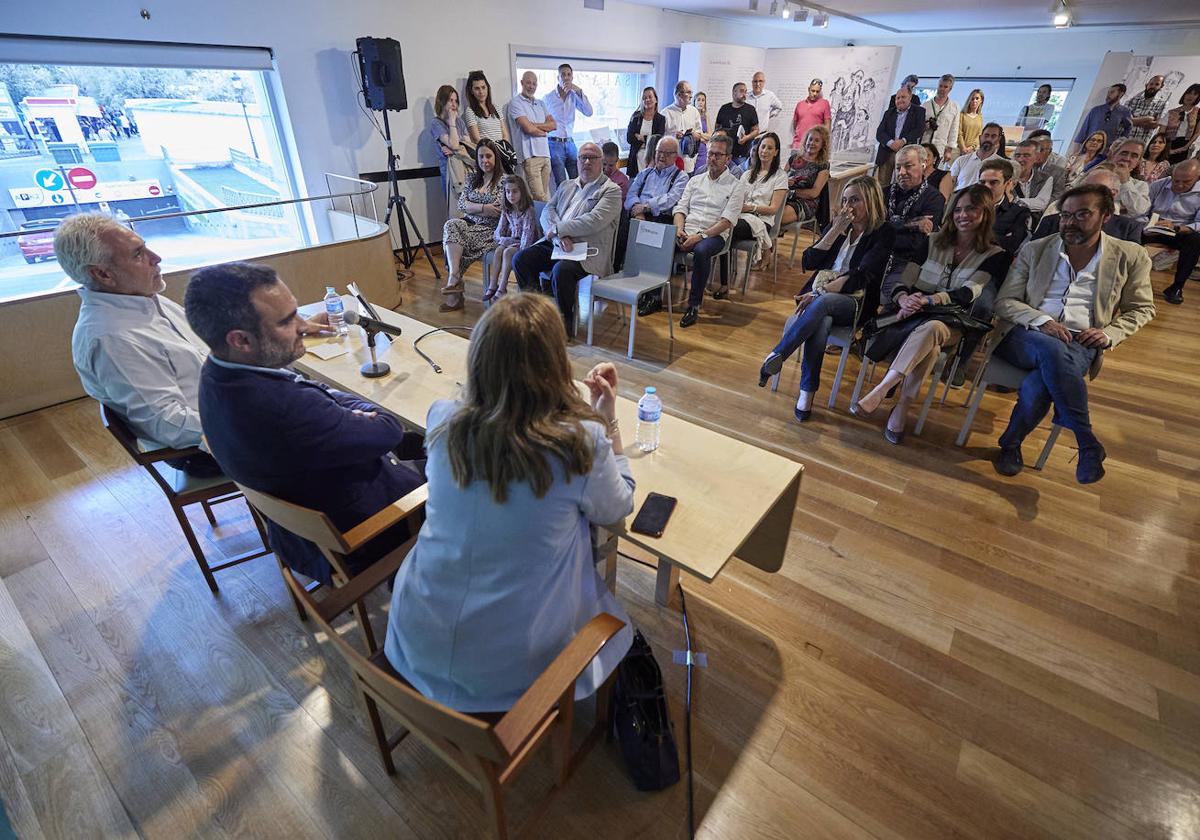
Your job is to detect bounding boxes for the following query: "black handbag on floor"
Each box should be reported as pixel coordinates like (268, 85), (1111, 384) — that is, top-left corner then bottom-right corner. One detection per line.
(611, 630), (680, 791)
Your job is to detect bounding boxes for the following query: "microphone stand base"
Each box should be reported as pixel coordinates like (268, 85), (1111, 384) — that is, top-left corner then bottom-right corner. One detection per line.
(360, 361), (391, 378)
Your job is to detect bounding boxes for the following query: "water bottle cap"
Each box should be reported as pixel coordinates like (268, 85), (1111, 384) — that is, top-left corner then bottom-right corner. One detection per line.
(645, 387), (657, 394)
(326, 286), (336, 293)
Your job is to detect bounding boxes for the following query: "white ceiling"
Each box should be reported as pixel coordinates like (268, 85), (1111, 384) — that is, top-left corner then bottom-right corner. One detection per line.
(625, 0), (1200, 38)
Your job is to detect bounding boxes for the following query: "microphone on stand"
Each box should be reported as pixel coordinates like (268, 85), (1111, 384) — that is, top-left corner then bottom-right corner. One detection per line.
(343, 310), (399, 378)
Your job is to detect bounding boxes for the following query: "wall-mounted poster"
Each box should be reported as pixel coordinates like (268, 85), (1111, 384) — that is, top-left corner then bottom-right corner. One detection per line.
(1072, 51), (1200, 153)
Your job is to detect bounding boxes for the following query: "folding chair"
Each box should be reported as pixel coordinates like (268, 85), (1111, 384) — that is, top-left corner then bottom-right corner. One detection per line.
(955, 351), (1063, 468)
(782, 183), (831, 270)
(587, 219), (676, 358)
(849, 334), (965, 436)
(770, 295), (863, 410)
(731, 199), (789, 296)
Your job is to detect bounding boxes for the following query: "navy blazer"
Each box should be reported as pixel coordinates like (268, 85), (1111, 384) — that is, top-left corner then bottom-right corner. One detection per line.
(874, 104), (926, 166)
(199, 359), (424, 584)
(801, 223), (896, 328)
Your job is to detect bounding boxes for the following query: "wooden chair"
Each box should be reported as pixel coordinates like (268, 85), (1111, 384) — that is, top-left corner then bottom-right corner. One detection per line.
(280, 563), (625, 840)
(235, 482), (427, 653)
(100, 404), (271, 593)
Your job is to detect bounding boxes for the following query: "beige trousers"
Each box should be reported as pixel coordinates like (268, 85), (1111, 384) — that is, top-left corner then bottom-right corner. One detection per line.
(889, 320), (960, 400)
(522, 156), (552, 201)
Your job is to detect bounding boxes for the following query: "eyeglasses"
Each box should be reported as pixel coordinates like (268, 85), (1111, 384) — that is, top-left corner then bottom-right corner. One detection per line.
(708, 151), (730, 159)
(1059, 208), (1099, 222)
(578, 154), (601, 162)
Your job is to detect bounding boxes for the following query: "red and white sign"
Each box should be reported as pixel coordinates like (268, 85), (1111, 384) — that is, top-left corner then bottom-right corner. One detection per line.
(148, 184), (161, 196)
(67, 167), (97, 190)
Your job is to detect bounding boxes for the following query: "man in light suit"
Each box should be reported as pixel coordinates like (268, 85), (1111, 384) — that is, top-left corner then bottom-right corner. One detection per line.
(513, 141), (622, 336)
(991, 184), (1155, 484)
(875, 87), (926, 187)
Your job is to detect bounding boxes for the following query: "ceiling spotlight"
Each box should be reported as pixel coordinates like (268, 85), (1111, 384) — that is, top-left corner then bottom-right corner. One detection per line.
(748, 0), (759, 10)
(1052, 0), (1071, 26)
(812, 11), (829, 27)
(793, 6), (808, 21)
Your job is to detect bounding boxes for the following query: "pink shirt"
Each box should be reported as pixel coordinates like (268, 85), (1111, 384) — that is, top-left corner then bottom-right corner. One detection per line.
(607, 169), (630, 201)
(791, 97), (832, 148)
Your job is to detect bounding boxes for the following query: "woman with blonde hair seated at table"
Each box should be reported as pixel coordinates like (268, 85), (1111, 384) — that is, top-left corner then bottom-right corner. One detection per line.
(851, 184), (1009, 444)
(383, 293), (635, 712)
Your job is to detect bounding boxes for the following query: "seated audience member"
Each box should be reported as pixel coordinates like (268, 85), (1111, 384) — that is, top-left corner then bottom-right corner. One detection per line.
(184, 262), (424, 583)
(921, 142), (953, 202)
(703, 129), (745, 179)
(881, 144), (947, 295)
(439, 139), (504, 312)
(1142, 159), (1200, 305)
(383, 294), (634, 713)
(1070, 83), (1132, 155)
(627, 136), (689, 225)
(1137, 132), (1171, 183)
(1027, 128), (1069, 171)
(1033, 168), (1142, 243)
(792, 79), (832, 151)
(1065, 130), (1109, 184)
(853, 185), (1009, 444)
(758, 176), (895, 421)
(875, 87), (926, 186)
(1161, 83), (1200, 164)
(601, 141), (630, 201)
(673, 134), (745, 328)
(922, 74), (960, 165)
(1107, 138), (1151, 216)
(716, 82), (761, 169)
(979, 159), (1031, 256)
(784, 125), (831, 227)
(463, 70), (511, 145)
(509, 72), (556, 202)
(664, 80), (703, 172)
(957, 89), (984, 157)
(513, 142), (621, 335)
(485, 174), (539, 302)
(949, 122), (1005, 190)
(1029, 132), (1069, 202)
(734, 131), (789, 269)
(1012, 139), (1054, 216)
(431, 84), (472, 198)
(60, 213), (217, 477)
(991, 184), (1155, 484)
(626, 86), (666, 177)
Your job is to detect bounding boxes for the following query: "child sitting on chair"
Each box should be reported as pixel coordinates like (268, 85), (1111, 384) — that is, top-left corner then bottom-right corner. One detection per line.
(485, 175), (539, 302)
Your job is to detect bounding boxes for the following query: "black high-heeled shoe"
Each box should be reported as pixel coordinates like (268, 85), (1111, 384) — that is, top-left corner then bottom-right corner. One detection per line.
(758, 353), (784, 387)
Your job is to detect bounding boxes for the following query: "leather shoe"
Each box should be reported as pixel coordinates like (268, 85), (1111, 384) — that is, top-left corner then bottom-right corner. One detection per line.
(680, 306), (699, 328)
(793, 406), (812, 423)
(883, 427), (904, 445)
(1162, 285), (1184, 305)
(993, 445), (1024, 476)
(1076, 444), (1107, 485)
(712, 285), (730, 300)
(758, 353), (784, 387)
(637, 296), (663, 317)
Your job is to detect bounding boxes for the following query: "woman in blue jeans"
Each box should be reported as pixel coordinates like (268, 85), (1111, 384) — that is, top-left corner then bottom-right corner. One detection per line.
(758, 175), (894, 421)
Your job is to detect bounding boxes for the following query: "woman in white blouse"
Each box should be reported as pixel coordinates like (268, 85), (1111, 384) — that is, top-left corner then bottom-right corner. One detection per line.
(462, 70), (511, 145)
(384, 293), (635, 712)
(733, 131), (789, 270)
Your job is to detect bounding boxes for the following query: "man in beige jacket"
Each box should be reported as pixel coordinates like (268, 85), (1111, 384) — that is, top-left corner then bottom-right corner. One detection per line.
(991, 183), (1155, 484)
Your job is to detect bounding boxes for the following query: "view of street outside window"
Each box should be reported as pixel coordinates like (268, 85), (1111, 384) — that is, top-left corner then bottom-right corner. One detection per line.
(0, 62), (306, 302)
(514, 66), (655, 151)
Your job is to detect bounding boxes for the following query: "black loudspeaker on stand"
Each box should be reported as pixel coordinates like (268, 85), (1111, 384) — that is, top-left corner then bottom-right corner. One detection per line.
(355, 36), (440, 279)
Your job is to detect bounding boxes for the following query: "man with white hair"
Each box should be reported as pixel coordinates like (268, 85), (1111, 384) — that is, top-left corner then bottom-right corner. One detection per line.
(1032, 167), (1143, 242)
(664, 79), (702, 172)
(1141, 158), (1200, 305)
(1107, 138), (1150, 217)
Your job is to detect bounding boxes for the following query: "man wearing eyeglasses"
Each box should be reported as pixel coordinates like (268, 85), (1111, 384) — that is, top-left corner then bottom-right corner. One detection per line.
(991, 183), (1155, 484)
(1070, 83), (1132, 155)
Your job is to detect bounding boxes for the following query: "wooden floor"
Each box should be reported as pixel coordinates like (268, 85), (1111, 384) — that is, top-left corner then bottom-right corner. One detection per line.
(2, 235), (1199, 840)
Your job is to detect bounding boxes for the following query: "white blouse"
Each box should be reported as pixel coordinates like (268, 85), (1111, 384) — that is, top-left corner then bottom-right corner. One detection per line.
(740, 168), (789, 223)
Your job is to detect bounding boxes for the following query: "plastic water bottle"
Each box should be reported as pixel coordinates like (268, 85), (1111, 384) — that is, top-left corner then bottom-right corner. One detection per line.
(636, 387), (662, 452)
(324, 287), (347, 336)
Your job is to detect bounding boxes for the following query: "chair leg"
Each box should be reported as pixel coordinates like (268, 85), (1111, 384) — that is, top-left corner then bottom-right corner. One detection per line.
(1034, 424), (1062, 470)
(172, 504), (219, 593)
(665, 282), (675, 340)
(913, 354), (946, 437)
(850, 356), (871, 407)
(479, 766), (509, 840)
(364, 692), (397, 775)
(586, 296), (596, 346)
(827, 344), (852, 410)
(553, 688), (576, 786)
(279, 557), (308, 622)
(248, 503), (272, 554)
(200, 499), (217, 527)
(789, 229), (800, 267)
(955, 377), (988, 447)
(355, 599), (379, 653)
(626, 310), (637, 359)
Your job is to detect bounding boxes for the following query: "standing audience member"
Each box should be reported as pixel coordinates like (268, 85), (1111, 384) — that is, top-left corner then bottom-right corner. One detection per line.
(875, 87), (926, 186)
(922, 142), (953, 202)
(673, 134), (745, 328)
(485, 174), (539, 302)
(1033, 168), (1143, 243)
(439, 140), (504, 312)
(783, 125), (831, 227)
(991, 184), (1155, 484)
(542, 63), (593, 187)
(957, 89), (984, 157)
(1125, 74), (1167, 147)
(881, 144), (947, 294)
(792, 79), (832, 151)
(1019, 84), (1057, 136)
(747, 71), (784, 135)
(950, 122), (1005, 190)
(889, 75), (922, 109)
(853, 185), (1009, 444)
(979, 158), (1032, 256)
(625, 86), (666, 177)
(922, 74), (960, 164)
(185, 263), (425, 584)
(513, 142), (621, 335)
(431, 84), (472, 199)
(509, 72), (556, 201)
(601, 142), (630, 201)
(1142, 159), (1200, 305)
(462, 70), (511, 145)
(1065, 130), (1108, 184)
(1161, 83), (1200, 164)
(693, 92), (711, 172)
(734, 132), (789, 269)
(383, 295), (634, 713)
(1012, 139), (1054, 216)
(1137, 132), (1172, 183)
(758, 176), (895, 422)
(1071, 84), (1132, 155)
(1108, 138), (1151, 216)
(716, 82), (761, 168)
(664, 80), (703, 172)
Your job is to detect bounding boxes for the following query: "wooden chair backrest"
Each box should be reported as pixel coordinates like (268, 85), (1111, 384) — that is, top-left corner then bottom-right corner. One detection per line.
(281, 567), (509, 767)
(235, 483), (352, 555)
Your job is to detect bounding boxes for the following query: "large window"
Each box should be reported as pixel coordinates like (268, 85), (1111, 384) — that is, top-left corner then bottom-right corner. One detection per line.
(0, 39), (306, 302)
(914, 77), (1075, 145)
(512, 52), (656, 152)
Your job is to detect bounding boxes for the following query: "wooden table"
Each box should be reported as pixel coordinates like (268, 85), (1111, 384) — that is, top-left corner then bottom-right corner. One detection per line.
(294, 308), (803, 607)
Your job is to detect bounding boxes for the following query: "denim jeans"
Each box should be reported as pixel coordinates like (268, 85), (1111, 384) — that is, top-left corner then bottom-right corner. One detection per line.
(549, 138), (578, 188)
(995, 326), (1100, 451)
(512, 238), (588, 336)
(770, 293), (858, 392)
(687, 236), (728, 307)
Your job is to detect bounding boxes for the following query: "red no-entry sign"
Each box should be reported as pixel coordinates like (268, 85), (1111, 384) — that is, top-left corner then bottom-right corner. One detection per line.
(67, 167), (98, 190)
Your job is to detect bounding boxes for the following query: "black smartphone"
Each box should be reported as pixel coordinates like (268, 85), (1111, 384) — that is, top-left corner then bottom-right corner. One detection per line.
(631, 493), (677, 538)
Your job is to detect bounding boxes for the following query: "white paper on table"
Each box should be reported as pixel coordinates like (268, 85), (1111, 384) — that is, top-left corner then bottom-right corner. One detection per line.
(307, 342), (349, 360)
(551, 240), (589, 261)
(635, 221), (667, 248)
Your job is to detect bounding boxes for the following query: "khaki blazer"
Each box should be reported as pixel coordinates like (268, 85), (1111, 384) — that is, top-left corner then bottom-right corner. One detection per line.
(993, 232), (1155, 378)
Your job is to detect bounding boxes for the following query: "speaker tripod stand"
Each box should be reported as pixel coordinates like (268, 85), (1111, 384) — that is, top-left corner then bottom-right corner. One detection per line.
(380, 108), (440, 280)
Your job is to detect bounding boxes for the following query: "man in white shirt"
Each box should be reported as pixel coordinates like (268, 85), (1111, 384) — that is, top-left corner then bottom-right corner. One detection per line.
(1019, 84), (1056, 137)
(664, 79), (703, 173)
(1012, 139), (1054, 215)
(922, 74), (960, 164)
(541, 63), (593, 188)
(950, 122), (1004, 190)
(1107, 138), (1151, 217)
(991, 184), (1155, 484)
(747, 71), (783, 135)
(673, 134), (745, 328)
(509, 71), (557, 201)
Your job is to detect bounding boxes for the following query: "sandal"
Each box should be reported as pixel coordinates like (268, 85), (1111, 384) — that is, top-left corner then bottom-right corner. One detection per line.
(439, 292), (465, 312)
(441, 279), (464, 296)
(482, 287), (497, 302)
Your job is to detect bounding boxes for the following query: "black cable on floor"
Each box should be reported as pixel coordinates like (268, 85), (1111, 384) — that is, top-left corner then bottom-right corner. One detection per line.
(678, 582), (696, 840)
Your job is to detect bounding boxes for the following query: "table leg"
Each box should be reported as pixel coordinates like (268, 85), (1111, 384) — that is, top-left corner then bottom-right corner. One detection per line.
(655, 559), (680, 608)
(593, 527), (618, 593)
